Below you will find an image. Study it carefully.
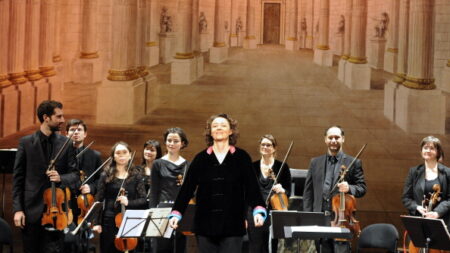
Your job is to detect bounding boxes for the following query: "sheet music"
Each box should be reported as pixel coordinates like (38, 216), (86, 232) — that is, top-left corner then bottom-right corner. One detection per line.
(146, 208), (173, 238)
(117, 209), (151, 238)
(290, 226), (350, 233)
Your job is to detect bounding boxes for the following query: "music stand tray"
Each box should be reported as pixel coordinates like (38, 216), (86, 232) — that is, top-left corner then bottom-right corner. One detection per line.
(401, 215), (450, 251)
(117, 209), (151, 238)
(271, 211), (327, 239)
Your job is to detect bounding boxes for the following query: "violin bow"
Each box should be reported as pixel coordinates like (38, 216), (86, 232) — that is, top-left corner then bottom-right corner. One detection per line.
(75, 141), (95, 160)
(115, 151), (136, 200)
(46, 131), (75, 171)
(329, 143), (367, 194)
(264, 140), (294, 206)
(80, 157), (113, 186)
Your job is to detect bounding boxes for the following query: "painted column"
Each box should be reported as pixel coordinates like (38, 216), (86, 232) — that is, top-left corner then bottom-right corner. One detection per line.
(98, 0), (147, 125)
(52, 0), (62, 62)
(391, 0), (444, 134)
(192, 0), (204, 78)
(24, 0), (43, 82)
(384, 0), (399, 73)
(0, 0), (10, 86)
(171, 0), (197, 84)
(338, 0), (352, 82)
(285, 0), (298, 51)
(9, 0), (28, 85)
(145, 0), (160, 67)
(313, 0), (332, 66)
(107, 0), (138, 81)
(136, 0), (148, 76)
(210, 0), (229, 63)
(244, 0), (257, 49)
(230, 0), (238, 47)
(39, 0), (56, 77)
(73, 0), (103, 84)
(80, 0), (99, 59)
(393, 0), (409, 83)
(344, 0), (370, 89)
(403, 0), (435, 89)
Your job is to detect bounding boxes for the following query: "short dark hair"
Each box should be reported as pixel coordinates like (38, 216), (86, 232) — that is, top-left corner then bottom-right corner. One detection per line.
(420, 136), (444, 161)
(66, 119), (87, 132)
(142, 140), (162, 165)
(204, 113), (239, 146)
(163, 127), (189, 149)
(37, 100), (63, 123)
(324, 125), (345, 136)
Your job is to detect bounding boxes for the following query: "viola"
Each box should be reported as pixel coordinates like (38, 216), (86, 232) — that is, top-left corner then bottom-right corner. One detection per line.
(330, 165), (361, 240)
(408, 184), (446, 253)
(329, 144), (367, 240)
(76, 170), (94, 225)
(267, 168), (289, 210)
(114, 188), (138, 253)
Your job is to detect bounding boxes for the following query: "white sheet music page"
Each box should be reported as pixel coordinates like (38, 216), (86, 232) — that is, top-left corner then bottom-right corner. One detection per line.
(117, 209), (151, 238)
(146, 208), (173, 238)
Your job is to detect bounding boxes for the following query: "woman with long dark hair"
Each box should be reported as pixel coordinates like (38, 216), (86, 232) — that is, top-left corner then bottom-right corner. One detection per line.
(93, 141), (147, 253)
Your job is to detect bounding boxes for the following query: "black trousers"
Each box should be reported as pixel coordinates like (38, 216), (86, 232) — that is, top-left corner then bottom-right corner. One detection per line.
(247, 213), (278, 253)
(151, 232), (186, 253)
(22, 221), (64, 253)
(197, 235), (243, 253)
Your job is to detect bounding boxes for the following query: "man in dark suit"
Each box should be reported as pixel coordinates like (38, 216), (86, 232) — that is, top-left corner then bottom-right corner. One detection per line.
(303, 125), (366, 253)
(13, 100), (78, 253)
(65, 119), (102, 253)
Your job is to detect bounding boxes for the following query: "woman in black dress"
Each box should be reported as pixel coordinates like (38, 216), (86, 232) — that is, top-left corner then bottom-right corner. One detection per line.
(150, 128), (189, 253)
(93, 141), (147, 253)
(140, 139), (162, 199)
(247, 134), (291, 253)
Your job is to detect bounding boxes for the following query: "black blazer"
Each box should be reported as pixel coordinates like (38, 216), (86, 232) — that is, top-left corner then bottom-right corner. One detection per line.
(12, 131), (78, 224)
(303, 152), (367, 212)
(172, 147), (265, 237)
(402, 163), (450, 226)
(76, 148), (102, 195)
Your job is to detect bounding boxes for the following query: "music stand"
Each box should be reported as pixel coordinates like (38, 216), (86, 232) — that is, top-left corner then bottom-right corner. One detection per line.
(401, 215), (450, 251)
(145, 208), (173, 238)
(117, 209), (151, 238)
(271, 211), (327, 239)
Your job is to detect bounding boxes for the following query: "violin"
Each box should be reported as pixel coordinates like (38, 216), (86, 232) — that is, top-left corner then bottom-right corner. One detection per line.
(267, 168), (289, 210)
(76, 170), (94, 225)
(265, 141), (293, 211)
(114, 188), (138, 253)
(408, 184), (445, 253)
(330, 144), (367, 239)
(41, 134), (74, 230)
(330, 165), (361, 239)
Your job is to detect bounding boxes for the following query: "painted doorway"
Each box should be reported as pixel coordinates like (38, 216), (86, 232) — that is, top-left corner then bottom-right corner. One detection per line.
(263, 3), (281, 44)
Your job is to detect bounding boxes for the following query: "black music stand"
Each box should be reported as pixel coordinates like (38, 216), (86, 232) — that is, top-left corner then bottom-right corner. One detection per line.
(401, 215), (450, 252)
(0, 149), (16, 218)
(271, 211), (328, 253)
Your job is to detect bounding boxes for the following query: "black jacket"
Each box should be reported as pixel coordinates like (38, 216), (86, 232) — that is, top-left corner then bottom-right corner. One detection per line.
(172, 146), (265, 237)
(303, 152), (366, 212)
(402, 163), (450, 226)
(252, 159), (292, 208)
(12, 131), (78, 224)
(75, 147), (102, 195)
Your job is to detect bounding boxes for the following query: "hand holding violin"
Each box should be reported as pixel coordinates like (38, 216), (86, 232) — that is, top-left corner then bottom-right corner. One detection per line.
(272, 183), (285, 194)
(46, 170), (61, 182)
(337, 181), (349, 193)
(117, 195), (128, 206)
(80, 184), (91, 194)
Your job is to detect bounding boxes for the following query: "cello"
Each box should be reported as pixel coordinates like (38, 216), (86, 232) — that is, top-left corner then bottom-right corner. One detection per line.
(41, 132), (74, 230)
(114, 151), (138, 253)
(330, 144), (367, 239)
(265, 141), (293, 211)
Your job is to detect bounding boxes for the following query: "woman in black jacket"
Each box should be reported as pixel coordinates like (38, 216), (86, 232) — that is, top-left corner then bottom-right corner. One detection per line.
(248, 134), (291, 253)
(402, 136), (450, 245)
(168, 113), (267, 253)
(93, 141), (147, 253)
